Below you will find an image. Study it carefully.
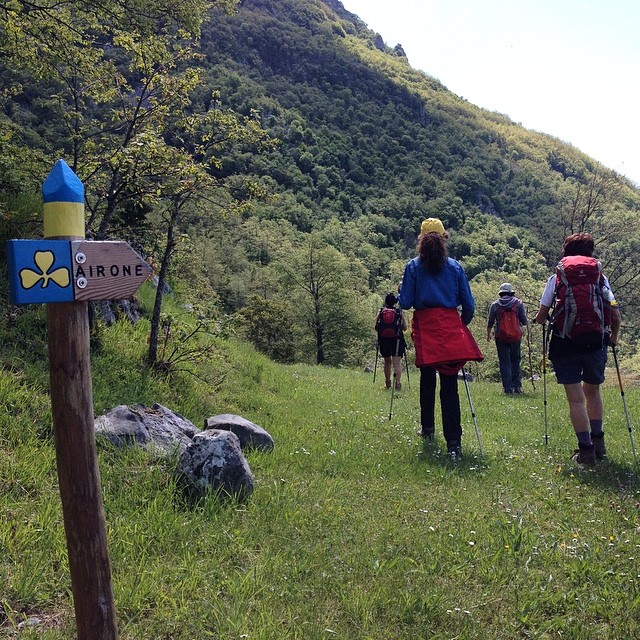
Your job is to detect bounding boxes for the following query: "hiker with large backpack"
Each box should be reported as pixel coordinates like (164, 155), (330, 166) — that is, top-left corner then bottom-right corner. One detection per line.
(375, 292), (407, 390)
(534, 232), (621, 466)
(486, 282), (528, 394)
(399, 218), (484, 461)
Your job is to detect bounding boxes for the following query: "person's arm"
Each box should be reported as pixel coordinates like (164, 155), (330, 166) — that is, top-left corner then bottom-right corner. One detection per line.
(601, 275), (621, 345)
(534, 304), (551, 325)
(453, 262), (474, 325)
(399, 263), (415, 310)
(609, 305), (621, 346)
(535, 275), (555, 324)
(519, 301), (529, 326)
(486, 303), (495, 341)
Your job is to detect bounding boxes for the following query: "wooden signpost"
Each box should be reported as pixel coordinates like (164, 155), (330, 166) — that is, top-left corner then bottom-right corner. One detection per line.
(6, 160), (153, 640)
(7, 239), (152, 304)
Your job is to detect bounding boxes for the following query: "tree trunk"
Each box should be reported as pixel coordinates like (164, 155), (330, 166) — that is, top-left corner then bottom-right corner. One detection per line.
(148, 213), (177, 367)
(314, 295), (324, 364)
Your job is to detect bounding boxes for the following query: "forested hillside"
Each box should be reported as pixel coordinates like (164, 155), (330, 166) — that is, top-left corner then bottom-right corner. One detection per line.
(2, 0), (640, 369)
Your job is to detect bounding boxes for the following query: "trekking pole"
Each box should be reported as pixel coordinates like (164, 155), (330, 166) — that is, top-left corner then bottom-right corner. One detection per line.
(611, 344), (638, 464)
(388, 335), (401, 421)
(403, 348), (410, 390)
(462, 369), (483, 458)
(542, 323), (549, 446)
(373, 341), (379, 384)
(526, 323), (535, 391)
(400, 310), (409, 389)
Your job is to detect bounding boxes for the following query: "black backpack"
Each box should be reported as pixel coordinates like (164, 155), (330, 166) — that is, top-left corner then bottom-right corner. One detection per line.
(376, 307), (402, 339)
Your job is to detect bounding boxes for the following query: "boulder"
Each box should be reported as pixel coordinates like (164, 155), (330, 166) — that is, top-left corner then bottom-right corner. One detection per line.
(95, 403), (199, 455)
(204, 413), (274, 451)
(176, 430), (254, 500)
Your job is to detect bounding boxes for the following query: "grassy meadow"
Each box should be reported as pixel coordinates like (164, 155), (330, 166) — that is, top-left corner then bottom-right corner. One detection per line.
(2, 319), (640, 639)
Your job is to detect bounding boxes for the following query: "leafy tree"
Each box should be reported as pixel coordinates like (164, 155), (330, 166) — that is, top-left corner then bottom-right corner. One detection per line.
(279, 235), (370, 365)
(0, 0), (242, 246)
(239, 295), (296, 363)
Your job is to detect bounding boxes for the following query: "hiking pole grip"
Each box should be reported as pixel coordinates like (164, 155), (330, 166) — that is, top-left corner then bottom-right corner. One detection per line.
(611, 344), (638, 464)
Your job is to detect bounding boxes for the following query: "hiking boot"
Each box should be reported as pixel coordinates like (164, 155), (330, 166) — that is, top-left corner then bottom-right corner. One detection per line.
(592, 433), (606, 461)
(447, 442), (463, 461)
(417, 428), (434, 441)
(571, 443), (596, 466)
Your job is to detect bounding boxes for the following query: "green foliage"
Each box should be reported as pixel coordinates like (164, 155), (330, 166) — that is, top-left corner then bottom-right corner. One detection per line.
(279, 236), (372, 365)
(239, 295), (296, 363)
(3, 0), (640, 368)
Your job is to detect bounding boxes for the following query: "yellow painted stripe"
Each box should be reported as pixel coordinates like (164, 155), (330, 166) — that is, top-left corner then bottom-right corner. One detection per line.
(43, 201), (85, 238)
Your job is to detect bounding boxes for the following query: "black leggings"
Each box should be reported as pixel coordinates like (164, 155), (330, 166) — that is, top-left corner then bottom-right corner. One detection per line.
(419, 366), (462, 445)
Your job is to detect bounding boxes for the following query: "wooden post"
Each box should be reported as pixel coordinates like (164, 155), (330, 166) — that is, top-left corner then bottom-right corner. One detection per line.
(43, 160), (118, 639)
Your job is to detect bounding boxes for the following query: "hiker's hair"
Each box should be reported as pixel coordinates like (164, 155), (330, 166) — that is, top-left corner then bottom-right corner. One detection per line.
(562, 233), (594, 257)
(418, 232), (448, 274)
(384, 293), (398, 307)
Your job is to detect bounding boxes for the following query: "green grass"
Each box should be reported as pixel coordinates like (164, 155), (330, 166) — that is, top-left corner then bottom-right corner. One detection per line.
(2, 324), (640, 638)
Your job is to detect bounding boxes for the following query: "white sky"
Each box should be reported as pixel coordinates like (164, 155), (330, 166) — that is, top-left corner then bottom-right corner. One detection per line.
(341, 0), (640, 186)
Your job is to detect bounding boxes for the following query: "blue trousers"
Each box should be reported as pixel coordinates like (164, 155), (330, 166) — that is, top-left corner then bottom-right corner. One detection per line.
(495, 339), (522, 393)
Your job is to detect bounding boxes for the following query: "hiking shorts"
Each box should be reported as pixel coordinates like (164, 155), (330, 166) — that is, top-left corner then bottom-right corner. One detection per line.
(379, 336), (406, 358)
(551, 347), (607, 385)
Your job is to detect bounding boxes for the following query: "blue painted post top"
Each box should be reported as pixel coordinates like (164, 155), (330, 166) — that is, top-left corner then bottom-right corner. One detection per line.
(42, 159), (85, 239)
(42, 159), (84, 203)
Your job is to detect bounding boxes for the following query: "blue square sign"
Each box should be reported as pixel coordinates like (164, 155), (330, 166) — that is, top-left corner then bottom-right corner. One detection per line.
(6, 240), (74, 304)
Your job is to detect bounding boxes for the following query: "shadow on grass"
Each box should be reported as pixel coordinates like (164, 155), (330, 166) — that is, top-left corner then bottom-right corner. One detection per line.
(415, 436), (488, 474)
(560, 456), (640, 491)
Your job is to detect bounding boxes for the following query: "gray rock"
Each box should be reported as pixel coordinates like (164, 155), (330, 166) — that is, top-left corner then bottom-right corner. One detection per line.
(95, 403), (199, 455)
(204, 413), (274, 451)
(176, 430), (254, 500)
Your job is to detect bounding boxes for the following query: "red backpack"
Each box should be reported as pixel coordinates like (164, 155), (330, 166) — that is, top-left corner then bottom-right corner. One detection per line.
(554, 255), (608, 342)
(495, 302), (523, 343)
(376, 307), (402, 339)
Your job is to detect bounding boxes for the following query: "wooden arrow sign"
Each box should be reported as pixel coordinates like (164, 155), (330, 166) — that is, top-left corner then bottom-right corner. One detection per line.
(71, 240), (153, 301)
(7, 239), (153, 304)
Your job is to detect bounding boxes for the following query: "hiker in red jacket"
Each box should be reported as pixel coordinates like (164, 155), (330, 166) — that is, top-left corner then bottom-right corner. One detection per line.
(534, 233), (620, 465)
(399, 218), (483, 461)
(486, 283), (528, 394)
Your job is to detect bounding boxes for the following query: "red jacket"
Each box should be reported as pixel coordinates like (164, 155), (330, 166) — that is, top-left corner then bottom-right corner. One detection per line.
(412, 307), (484, 374)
